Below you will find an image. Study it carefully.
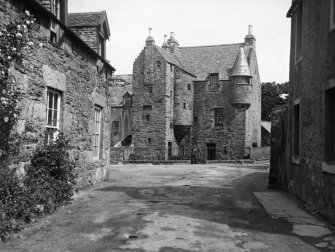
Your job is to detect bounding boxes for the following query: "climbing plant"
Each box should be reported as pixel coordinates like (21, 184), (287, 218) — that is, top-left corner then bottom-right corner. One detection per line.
(0, 10), (36, 163)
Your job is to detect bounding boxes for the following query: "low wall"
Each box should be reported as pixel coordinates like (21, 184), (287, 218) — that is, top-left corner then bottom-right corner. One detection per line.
(110, 146), (134, 162)
(250, 146), (271, 160)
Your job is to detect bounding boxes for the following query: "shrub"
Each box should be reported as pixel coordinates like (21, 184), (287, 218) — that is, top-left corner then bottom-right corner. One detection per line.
(0, 168), (34, 241)
(24, 134), (77, 213)
(0, 134), (77, 241)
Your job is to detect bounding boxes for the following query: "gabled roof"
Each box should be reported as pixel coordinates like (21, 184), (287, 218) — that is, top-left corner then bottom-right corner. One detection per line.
(23, 0), (115, 72)
(176, 43), (244, 80)
(156, 46), (196, 77)
(69, 11), (110, 38)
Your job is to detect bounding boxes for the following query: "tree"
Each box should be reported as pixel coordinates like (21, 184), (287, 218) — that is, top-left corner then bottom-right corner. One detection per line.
(261, 82), (288, 121)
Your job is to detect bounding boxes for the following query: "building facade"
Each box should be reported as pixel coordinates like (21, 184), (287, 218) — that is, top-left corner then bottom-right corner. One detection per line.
(272, 0), (335, 225)
(0, 0), (115, 187)
(132, 27), (261, 161)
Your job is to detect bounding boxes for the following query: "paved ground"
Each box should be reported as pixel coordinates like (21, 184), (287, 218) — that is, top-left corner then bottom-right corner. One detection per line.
(1, 162), (334, 252)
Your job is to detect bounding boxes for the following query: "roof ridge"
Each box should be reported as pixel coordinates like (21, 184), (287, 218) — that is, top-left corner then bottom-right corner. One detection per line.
(179, 43), (243, 49)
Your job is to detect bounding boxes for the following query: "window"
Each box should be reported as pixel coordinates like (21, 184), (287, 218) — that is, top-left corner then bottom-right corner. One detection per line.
(294, 3), (303, 62)
(147, 138), (152, 145)
(331, 0), (335, 30)
(187, 83), (191, 90)
(50, 31), (57, 44)
(170, 64), (173, 72)
(93, 106), (102, 158)
(170, 122), (173, 128)
(46, 88), (61, 143)
(156, 61), (161, 69)
(325, 87), (335, 161)
(147, 85), (153, 94)
(98, 35), (105, 58)
(210, 73), (219, 89)
(183, 103), (186, 109)
(234, 76), (251, 84)
(145, 114), (151, 122)
(112, 121), (119, 135)
(143, 105), (152, 111)
(50, 0), (60, 19)
(194, 117), (198, 123)
(207, 143), (216, 160)
(293, 103), (300, 157)
(214, 108), (224, 127)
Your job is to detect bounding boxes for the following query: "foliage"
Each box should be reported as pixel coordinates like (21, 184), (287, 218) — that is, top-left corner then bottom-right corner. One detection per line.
(261, 82), (288, 121)
(0, 11), (36, 163)
(0, 135), (77, 241)
(24, 134), (77, 212)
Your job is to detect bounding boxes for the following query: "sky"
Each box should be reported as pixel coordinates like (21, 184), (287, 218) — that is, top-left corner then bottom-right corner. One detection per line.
(68, 0), (292, 83)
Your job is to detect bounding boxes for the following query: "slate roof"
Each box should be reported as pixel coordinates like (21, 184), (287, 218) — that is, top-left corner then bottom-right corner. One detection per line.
(68, 12), (102, 27)
(176, 43), (244, 81)
(231, 46), (251, 77)
(156, 46), (196, 77)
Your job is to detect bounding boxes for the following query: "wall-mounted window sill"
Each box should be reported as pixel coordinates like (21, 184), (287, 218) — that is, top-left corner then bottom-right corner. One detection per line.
(291, 155), (300, 165)
(322, 162), (335, 175)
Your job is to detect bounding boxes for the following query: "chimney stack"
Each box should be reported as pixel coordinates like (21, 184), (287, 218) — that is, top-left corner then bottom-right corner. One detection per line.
(245, 25), (256, 47)
(248, 25), (253, 35)
(162, 34), (168, 49)
(145, 27), (155, 46)
(167, 31), (179, 53)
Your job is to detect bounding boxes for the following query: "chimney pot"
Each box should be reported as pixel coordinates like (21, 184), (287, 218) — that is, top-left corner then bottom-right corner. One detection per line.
(170, 32), (175, 38)
(248, 25), (253, 35)
(149, 27), (152, 37)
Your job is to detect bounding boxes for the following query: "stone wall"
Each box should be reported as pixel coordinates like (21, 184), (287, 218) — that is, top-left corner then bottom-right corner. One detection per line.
(0, 2), (112, 188)
(132, 45), (168, 160)
(192, 80), (247, 160)
(282, 0), (335, 224)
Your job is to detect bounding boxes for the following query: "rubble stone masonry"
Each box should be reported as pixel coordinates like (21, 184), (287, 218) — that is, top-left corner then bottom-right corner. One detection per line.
(0, 1), (112, 188)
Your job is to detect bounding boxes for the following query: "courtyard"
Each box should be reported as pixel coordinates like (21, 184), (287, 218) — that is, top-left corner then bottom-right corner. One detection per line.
(1, 162), (334, 252)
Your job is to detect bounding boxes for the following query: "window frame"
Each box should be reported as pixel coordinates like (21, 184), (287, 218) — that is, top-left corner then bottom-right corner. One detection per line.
(50, 0), (60, 19)
(214, 108), (224, 127)
(93, 105), (102, 160)
(209, 73), (219, 89)
(112, 121), (120, 135)
(46, 88), (61, 143)
(292, 99), (301, 160)
(98, 35), (105, 58)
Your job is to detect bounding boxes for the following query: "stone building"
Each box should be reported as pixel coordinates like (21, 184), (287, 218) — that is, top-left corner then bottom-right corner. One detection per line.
(271, 0), (335, 225)
(0, 0), (115, 187)
(132, 26), (261, 161)
(109, 75), (132, 147)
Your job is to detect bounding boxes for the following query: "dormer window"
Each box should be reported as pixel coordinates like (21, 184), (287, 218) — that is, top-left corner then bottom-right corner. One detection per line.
(99, 35), (105, 58)
(209, 73), (219, 89)
(51, 0), (60, 19)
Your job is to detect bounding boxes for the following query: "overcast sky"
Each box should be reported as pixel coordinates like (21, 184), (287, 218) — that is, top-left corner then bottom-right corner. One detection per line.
(68, 0), (291, 83)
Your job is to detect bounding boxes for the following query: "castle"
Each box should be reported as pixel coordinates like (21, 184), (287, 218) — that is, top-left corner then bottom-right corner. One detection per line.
(132, 26), (261, 161)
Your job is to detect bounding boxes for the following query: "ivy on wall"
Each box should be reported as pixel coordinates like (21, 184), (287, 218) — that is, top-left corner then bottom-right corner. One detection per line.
(0, 10), (36, 163)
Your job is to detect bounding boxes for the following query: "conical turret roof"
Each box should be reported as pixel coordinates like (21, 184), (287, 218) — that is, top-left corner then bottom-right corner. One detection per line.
(230, 46), (251, 77)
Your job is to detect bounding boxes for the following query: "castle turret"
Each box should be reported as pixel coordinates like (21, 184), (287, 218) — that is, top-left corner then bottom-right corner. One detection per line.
(245, 25), (256, 47)
(230, 46), (252, 106)
(145, 27), (155, 46)
(167, 32), (179, 53)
